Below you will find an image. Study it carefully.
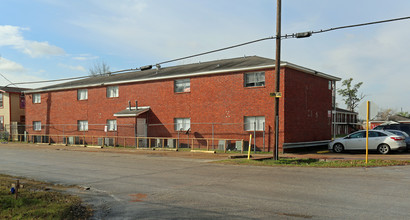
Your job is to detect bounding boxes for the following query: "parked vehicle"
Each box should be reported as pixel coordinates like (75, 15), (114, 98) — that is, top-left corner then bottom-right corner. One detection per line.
(373, 123), (410, 136)
(329, 130), (406, 154)
(385, 129), (410, 150)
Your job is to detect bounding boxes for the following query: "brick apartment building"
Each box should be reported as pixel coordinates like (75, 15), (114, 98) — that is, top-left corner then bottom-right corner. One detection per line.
(332, 107), (359, 136)
(0, 86), (27, 139)
(24, 56), (340, 152)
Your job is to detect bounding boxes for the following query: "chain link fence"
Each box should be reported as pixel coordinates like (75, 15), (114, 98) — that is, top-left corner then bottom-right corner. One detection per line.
(1, 122), (271, 152)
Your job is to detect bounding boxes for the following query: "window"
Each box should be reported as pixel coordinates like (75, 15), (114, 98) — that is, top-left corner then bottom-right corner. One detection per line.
(107, 86), (119, 98)
(33, 121), (41, 131)
(107, 120), (117, 131)
(20, 94), (25, 109)
(20, 116), (25, 123)
(0, 93), (3, 108)
(0, 116), (4, 130)
(244, 116), (265, 131)
(174, 118), (190, 131)
(174, 79), (190, 93)
(244, 72), (265, 87)
(78, 120), (88, 131)
(33, 94), (41, 103)
(77, 89), (88, 100)
(349, 131), (365, 139)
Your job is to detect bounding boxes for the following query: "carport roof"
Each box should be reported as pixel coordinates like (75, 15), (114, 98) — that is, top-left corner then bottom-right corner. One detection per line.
(114, 107), (150, 117)
(25, 56), (340, 93)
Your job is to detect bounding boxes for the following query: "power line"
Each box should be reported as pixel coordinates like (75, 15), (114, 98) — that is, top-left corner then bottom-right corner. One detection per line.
(5, 16), (410, 86)
(0, 72), (19, 88)
(157, 37), (275, 66)
(283, 16), (410, 39)
(5, 68), (138, 87)
(153, 16), (410, 66)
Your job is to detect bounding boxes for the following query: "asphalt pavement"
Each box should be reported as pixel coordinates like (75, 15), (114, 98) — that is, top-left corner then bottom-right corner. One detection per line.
(1, 143), (410, 219)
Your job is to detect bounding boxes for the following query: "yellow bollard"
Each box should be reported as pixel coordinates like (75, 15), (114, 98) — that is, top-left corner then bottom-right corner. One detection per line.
(247, 134), (252, 160)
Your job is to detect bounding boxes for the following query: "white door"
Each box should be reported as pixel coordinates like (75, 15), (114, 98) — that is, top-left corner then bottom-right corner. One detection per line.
(137, 118), (147, 147)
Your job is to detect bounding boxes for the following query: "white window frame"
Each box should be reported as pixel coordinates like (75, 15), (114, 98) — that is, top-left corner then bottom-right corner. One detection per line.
(0, 116), (4, 130)
(107, 119), (117, 131)
(244, 72), (265, 87)
(107, 86), (119, 98)
(244, 116), (265, 131)
(33, 121), (41, 131)
(33, 93), (41, 104)
(174, 118), (190, 131)
(174, 79), (190, 93)
(0, 93), (3, 108)
(77, 89), (88, 100)
(78, 120), (88, 131)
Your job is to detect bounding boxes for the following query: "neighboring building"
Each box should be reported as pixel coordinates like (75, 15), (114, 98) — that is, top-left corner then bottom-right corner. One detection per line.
(24, 56), (340, 151)
(0, 86), (27, 138)
(332, 107), (359, 136)
(369, 115), (410, 129)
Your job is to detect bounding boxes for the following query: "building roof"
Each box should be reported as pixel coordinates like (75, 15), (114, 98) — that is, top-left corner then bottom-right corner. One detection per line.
(334, 107), (358, 114)
(113, 107), (150, 117)
(0, 86), (30, 93)
(26, 56), (341, 93)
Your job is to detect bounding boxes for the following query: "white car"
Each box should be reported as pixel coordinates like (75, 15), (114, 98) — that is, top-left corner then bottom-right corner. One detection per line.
(329, 130), (406, 154)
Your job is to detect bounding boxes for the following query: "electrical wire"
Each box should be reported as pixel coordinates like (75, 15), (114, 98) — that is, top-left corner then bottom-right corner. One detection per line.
(0, 72), (19, 88)
(5, 68), (138, 87)
(312, 16), (410, 34)
(156, 16), (410, 65)
(157, 37), (275, 66)
(4, 16), (410, 86)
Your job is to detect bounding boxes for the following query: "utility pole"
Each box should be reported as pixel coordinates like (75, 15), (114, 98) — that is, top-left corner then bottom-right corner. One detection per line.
(274, 0), (281, 160)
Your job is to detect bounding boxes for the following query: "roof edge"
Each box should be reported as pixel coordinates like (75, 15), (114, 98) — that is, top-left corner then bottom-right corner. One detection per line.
(25, 61), (341, 93)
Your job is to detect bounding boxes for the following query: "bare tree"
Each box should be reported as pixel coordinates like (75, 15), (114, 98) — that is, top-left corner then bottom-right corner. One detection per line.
(337, 78), (365, 112)
(89, 60), (110, 77)
(375, 108), (396, 121)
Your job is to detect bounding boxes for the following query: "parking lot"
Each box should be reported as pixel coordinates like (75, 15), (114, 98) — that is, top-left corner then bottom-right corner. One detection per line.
(2, 142), (410, 219)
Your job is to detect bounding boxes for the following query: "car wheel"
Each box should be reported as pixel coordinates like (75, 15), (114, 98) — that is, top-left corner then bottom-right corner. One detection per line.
(333, 143), (344, 153)
(377, 144), (390, 154)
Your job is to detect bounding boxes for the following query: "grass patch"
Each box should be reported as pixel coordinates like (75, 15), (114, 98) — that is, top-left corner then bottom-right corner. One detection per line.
(0, 174), (92, 219)
(217, 158), (410, 168)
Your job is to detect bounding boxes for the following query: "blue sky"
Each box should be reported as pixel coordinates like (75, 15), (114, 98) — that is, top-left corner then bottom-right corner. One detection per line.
(1, 0), (410, 114)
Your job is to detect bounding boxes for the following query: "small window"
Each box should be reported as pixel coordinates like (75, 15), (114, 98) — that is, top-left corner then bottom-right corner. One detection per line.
(78, 120), (88, 131)
(174, 118), (190, 131)
(33, 93), (41, 104)
(107, 120), (117, 131)
(107, 86), (119, 98)
(77, 89), (88, 100)
(244, 72), (265, 87)
(244, 116), (265, 131)
(33, 121), (41, 131)
(0, 93), (3, 108)
(20, 94), (25, 109)
(0, 116), (4, 130)
(174, 79), (190, 93)
(20, 115), (25, 123)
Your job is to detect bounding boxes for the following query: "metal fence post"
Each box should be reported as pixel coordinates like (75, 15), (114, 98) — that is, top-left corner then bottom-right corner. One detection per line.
(263, 122), (265, 152)
(212, 123), (214, 150)
(253, 121), (256, 153)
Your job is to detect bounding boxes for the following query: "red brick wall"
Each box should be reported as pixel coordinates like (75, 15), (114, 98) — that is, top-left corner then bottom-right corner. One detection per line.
(25, 66), (332, 151)
(282, 68), (333, 143)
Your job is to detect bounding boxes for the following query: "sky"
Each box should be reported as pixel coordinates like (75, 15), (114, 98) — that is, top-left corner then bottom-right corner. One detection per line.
(0, 0), (410, 115)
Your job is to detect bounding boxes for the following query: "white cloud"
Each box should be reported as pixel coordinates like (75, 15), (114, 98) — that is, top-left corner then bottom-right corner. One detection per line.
(0, 57), (26, 73)
(72, 54), (99, 61)
(58, 63), (86, 72)
(0, 25), (65, 58)
(320, 22), (410, 110)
